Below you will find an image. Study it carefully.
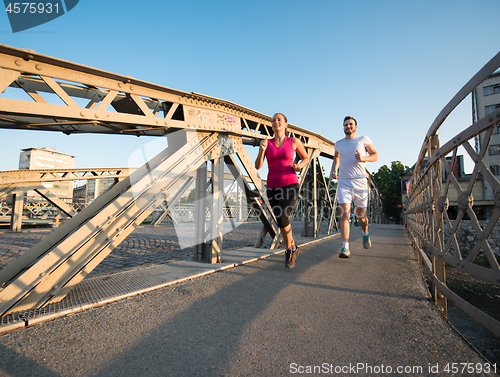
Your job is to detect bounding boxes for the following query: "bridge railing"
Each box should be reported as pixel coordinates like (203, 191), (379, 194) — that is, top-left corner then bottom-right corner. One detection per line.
(405, 51), (500, 337)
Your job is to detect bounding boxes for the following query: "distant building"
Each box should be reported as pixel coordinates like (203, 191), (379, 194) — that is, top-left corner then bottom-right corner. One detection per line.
(19, 147), (75, 199)
(73, 178), (117, 201)
(72, 184), (87, 202)
(87, 178), (117, 199)
(473, 69), (500, 219)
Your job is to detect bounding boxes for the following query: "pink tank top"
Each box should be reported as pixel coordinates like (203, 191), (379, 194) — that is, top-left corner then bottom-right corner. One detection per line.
(265, 136), (299, 188)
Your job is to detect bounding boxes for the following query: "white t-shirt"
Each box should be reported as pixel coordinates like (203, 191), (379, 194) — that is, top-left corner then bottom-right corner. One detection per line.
(335, 135), (373, 179)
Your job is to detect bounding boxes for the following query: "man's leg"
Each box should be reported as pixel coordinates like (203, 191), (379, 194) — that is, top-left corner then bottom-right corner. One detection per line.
(356, 206), (371, 249)
(356, 206), (368, 232)
(339, 202), (351, 258)
(352, 177), (371, 249)
(340, 203), (351, 243)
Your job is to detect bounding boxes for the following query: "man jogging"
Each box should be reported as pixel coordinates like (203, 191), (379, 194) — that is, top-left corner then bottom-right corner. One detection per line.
(332, 116), (378, 258)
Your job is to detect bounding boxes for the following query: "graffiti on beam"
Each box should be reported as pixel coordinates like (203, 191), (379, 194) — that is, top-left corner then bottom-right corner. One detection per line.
(186, 107), (241, 129)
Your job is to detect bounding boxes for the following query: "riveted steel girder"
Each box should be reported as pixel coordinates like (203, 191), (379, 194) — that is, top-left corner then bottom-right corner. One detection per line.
(0, 44), (384, 316)
(0, 44), (334, 158)
(0, 130), (225, 316)
(0, 168), (136, 186)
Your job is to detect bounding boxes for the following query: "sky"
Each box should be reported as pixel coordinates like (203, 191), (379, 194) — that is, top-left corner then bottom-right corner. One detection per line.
(1, 0), (499, 177)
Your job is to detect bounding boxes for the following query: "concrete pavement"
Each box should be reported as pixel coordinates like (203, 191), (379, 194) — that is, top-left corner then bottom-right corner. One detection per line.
(0, 225), (496, 376)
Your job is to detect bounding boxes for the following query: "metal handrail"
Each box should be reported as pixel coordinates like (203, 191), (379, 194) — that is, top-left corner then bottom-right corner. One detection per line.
(405, 51), (500, 337)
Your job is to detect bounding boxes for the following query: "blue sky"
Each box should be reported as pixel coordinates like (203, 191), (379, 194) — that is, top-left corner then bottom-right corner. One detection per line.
(1, 0), (499, 175)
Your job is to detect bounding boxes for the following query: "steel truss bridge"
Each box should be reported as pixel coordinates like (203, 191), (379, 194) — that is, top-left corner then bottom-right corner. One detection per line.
(0, 167), (135, 225)
(0, 44), (383, 317)
(406, 51), (500, 337)
(0, 168), (261, 227)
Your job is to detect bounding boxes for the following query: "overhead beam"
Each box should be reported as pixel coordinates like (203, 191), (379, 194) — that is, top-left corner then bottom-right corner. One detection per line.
(0, 44), (334, 157)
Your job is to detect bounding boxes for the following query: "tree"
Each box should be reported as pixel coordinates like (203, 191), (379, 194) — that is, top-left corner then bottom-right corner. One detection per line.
(373, 161), (408, 223)
(180, 187), (196, 203)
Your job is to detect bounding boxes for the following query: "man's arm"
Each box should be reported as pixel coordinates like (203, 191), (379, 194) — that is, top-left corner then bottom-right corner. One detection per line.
(355, 143), (378, 162)
(331, 150), (340, 179)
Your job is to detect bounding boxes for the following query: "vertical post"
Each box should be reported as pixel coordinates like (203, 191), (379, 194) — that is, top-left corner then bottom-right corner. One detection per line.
(415, 236), (422, 272)
(430, 135), (447, 316)
(303, 178), (310, 236)
(329, 187), (338, 234)
(434, 256), (447, 315)
(238, 186), (242, 222)
(208, 157), (224, 263)
(312, 157), (318, 237)
(94, 179), (100, 199)
(10, 191), (24, 232)
(194, 162), (208, 261)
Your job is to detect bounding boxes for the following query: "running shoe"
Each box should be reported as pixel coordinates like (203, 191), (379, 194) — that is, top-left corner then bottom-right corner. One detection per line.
(363, 234), (371, 249)
(286, 246), (300, 269)
(339, 247), (351, 258)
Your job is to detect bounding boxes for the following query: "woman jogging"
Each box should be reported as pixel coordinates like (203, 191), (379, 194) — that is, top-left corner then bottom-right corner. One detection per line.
(255, 113), (310, 268)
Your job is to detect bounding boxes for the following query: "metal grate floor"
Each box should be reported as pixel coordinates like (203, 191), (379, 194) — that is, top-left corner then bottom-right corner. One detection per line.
(0, 236), (333, 333)
(0, 247), (283, 332)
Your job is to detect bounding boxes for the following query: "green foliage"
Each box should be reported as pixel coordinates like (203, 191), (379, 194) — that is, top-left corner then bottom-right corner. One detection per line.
(373, 161), (408, 221)
(180, 187), (196, 203)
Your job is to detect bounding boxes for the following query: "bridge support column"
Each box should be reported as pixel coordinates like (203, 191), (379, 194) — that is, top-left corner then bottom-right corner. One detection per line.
(206, 156), (224, 263)
(194, 162), (208, 261)
(328, 161), (338, 233)
(312, 157), (318, 237)
(9, 191), (24, 232)
(300, 150), (320, 237)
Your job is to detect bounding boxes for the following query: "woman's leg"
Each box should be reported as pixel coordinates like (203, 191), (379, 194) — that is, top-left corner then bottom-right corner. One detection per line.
(280, 224), (294, 250)
(280, 185), (300, 268)
(268, 185), (299, 268)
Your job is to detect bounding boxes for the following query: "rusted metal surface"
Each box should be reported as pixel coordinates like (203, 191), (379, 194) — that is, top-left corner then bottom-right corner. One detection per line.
(405, 51), (500, 336)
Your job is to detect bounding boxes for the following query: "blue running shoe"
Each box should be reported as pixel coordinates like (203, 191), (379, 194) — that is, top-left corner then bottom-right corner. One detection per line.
(363, 234), (371, 249)
(339, 247), (351, 258)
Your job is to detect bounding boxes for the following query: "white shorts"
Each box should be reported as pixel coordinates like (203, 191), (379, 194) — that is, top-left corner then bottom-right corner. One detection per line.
(337, 178), (368, 208)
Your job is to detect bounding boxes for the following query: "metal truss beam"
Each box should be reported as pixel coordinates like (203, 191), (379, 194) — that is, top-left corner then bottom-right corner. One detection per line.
(0, 130), (225, 316)
(0, 168), (135, 186)
(0, 44), (384, 317)
(0, 44), (334, 158)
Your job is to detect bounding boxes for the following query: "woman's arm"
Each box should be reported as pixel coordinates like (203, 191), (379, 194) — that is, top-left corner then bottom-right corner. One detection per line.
(292, 138), (310, 171)
(255, 138), (268, 170)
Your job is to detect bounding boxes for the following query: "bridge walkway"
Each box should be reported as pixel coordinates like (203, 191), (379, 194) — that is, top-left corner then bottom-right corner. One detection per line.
(0, 225), (496, 376)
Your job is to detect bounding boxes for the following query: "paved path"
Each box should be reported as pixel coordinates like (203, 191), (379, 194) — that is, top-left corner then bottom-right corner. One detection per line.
(0, 225), (496, 377)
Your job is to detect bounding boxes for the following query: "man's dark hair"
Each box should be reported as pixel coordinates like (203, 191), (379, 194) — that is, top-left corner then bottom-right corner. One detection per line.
(343, 116), (357, 125)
